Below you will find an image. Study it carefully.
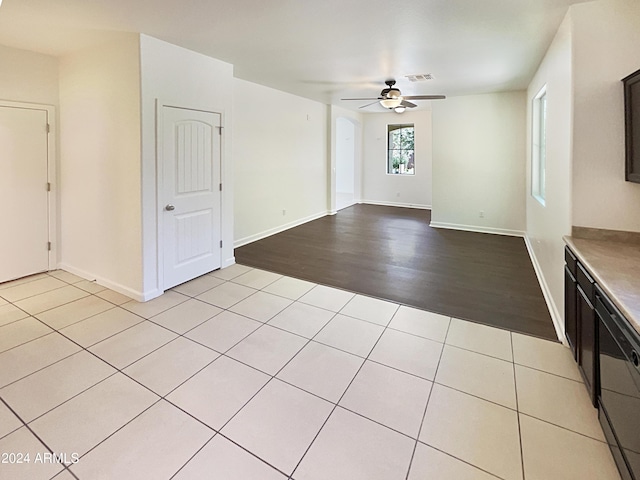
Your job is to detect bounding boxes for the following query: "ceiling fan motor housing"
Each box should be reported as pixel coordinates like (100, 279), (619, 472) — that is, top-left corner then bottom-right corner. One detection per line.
(387, 88), (401, 99)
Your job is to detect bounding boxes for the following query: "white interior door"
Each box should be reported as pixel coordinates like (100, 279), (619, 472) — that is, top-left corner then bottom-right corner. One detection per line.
(162, 106), (221, 290)
(0, 106), (49, 283)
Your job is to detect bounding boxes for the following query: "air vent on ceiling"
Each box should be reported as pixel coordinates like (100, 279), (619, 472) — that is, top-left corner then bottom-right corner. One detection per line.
(405, 74), (433, 82)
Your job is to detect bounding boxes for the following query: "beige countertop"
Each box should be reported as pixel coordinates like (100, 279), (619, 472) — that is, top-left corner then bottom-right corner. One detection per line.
(564, 232), (640, 335)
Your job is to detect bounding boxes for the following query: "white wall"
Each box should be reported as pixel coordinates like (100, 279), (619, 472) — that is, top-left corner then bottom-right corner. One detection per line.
(233, 78), (329, 246)
(336, 118), (355, 195)
(58, 34), (143, 297)
(431, 92), (527, 234)
(571, 0), (640, 232)
(0, 45), (58, 106)
(361, 109), (433, 209)
(526, 12), (573, 337)
(139, 34), (235, 298)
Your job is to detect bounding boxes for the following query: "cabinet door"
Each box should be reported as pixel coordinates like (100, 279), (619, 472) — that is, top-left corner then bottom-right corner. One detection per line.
(565, 266), (578, 360)
(578, 285), (598, 407)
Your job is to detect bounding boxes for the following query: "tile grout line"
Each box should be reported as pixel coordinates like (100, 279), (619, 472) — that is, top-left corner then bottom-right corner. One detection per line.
(405, 320), (508, 480)
(287, 301), (403, 479)
(1, 281), (218, 468)
(164, 278), (341, 479)
(39, 321), (216, 470)
(166, 433), (221, 480)
(512, 332), (527, 480)
(0, 267), (591, 479)
(138, 274), (337, 478)
(0, 335), (83, 389)
(404, 316), (451, 480)
(156, 291), (585, 421)
(6, 370), (122, 427)
(0, 395), (80, 479)
(0, 281), (69, 303)
(0, 269), (265, 477)
(37, 304), (119, 332)
(0, 272), (51, 290)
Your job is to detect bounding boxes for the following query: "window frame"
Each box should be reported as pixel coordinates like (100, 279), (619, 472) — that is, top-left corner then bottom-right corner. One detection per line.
(386, 123), (415, 176)
(531, 86), (547, 205)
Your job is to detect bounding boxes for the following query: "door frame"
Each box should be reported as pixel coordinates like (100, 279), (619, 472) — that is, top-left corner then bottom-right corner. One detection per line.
(0, 100), (57, 274)
(155, 99), (224, 292)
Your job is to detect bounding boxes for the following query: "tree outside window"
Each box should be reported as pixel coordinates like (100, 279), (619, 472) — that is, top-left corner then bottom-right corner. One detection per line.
(387, 124), (415, 175)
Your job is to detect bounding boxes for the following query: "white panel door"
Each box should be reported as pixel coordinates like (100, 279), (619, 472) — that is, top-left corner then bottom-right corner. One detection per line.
(0, 106), (49, 283)
(162, 106), (221, 290)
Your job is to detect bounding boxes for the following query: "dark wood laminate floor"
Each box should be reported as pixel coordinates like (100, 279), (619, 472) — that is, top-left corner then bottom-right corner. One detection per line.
(235, 204), (556, 340)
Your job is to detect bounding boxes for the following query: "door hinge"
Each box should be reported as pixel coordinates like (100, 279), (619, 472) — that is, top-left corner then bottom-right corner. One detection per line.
(47, 242), (51, 251)
(219, 240), (223, 248)
(219, 183), (222, 192)
(47, 182), (51, 192)
(46, 124), (50, 134)
(217, 125), (223, 135)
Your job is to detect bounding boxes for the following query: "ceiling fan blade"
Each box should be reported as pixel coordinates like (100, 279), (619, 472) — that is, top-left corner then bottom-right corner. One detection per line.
(401, 100), (417, 108)
(402, 95), (446, 100)
(358, 100), (381, 109)
(341, 97), (382, 101)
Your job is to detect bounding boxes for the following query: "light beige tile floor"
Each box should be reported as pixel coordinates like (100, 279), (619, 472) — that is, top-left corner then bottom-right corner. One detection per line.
(0, 267), (622, 480)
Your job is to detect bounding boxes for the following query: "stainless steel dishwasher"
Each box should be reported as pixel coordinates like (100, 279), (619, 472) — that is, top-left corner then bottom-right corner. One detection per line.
(596, 284), (640, 480)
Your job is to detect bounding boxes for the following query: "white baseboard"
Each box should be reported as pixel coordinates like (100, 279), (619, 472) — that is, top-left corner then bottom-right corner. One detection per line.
(222, 256), (236, 268)
(360, 200), (431, 210)
(234, 210), (330, 248)
(523, 236), (565, 343)
(57, 262), (149, 302)
(429, 221), (525, 237)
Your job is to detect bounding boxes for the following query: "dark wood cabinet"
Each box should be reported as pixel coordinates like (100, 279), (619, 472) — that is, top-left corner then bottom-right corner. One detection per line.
(564, 243), (639, 480)
(577, 283), (598, 407)
(564, 265), (578, 359)
(623, 68), (640, 183)
(564, 246), (598, 407)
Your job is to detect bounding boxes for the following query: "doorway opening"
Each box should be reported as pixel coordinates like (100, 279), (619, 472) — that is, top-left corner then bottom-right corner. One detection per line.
(336, 117), (357, 211)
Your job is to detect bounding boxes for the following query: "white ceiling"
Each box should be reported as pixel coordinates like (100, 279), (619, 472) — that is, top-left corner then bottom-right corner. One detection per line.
(0, 0), (591, 111)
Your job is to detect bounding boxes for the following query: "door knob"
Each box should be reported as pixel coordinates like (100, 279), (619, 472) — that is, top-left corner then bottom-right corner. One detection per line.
(165, 204), (175, 211)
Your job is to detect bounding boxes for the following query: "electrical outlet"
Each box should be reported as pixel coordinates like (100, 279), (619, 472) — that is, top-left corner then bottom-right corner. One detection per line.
(479, 211), (485, 218)
(282, 209), (286, 216)
(396, 192), (401, 197)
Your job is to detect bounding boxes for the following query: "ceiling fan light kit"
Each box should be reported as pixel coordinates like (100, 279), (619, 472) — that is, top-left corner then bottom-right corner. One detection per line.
(341, 79), (446, 112)
(380, 97), (403, 109)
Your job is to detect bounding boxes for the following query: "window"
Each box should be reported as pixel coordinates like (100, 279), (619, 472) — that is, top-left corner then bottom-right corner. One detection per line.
(387, 124), (415, 175)
(532, 87), (547, 204)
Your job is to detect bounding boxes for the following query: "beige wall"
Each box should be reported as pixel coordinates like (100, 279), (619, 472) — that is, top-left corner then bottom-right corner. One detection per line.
(58, 34), (143, 297)
(0, 44), (58, 106)
(431, 91), (527, 235)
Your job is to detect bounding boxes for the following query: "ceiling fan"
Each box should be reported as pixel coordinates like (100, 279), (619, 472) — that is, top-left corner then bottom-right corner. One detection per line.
(341, 80), (446, 113)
